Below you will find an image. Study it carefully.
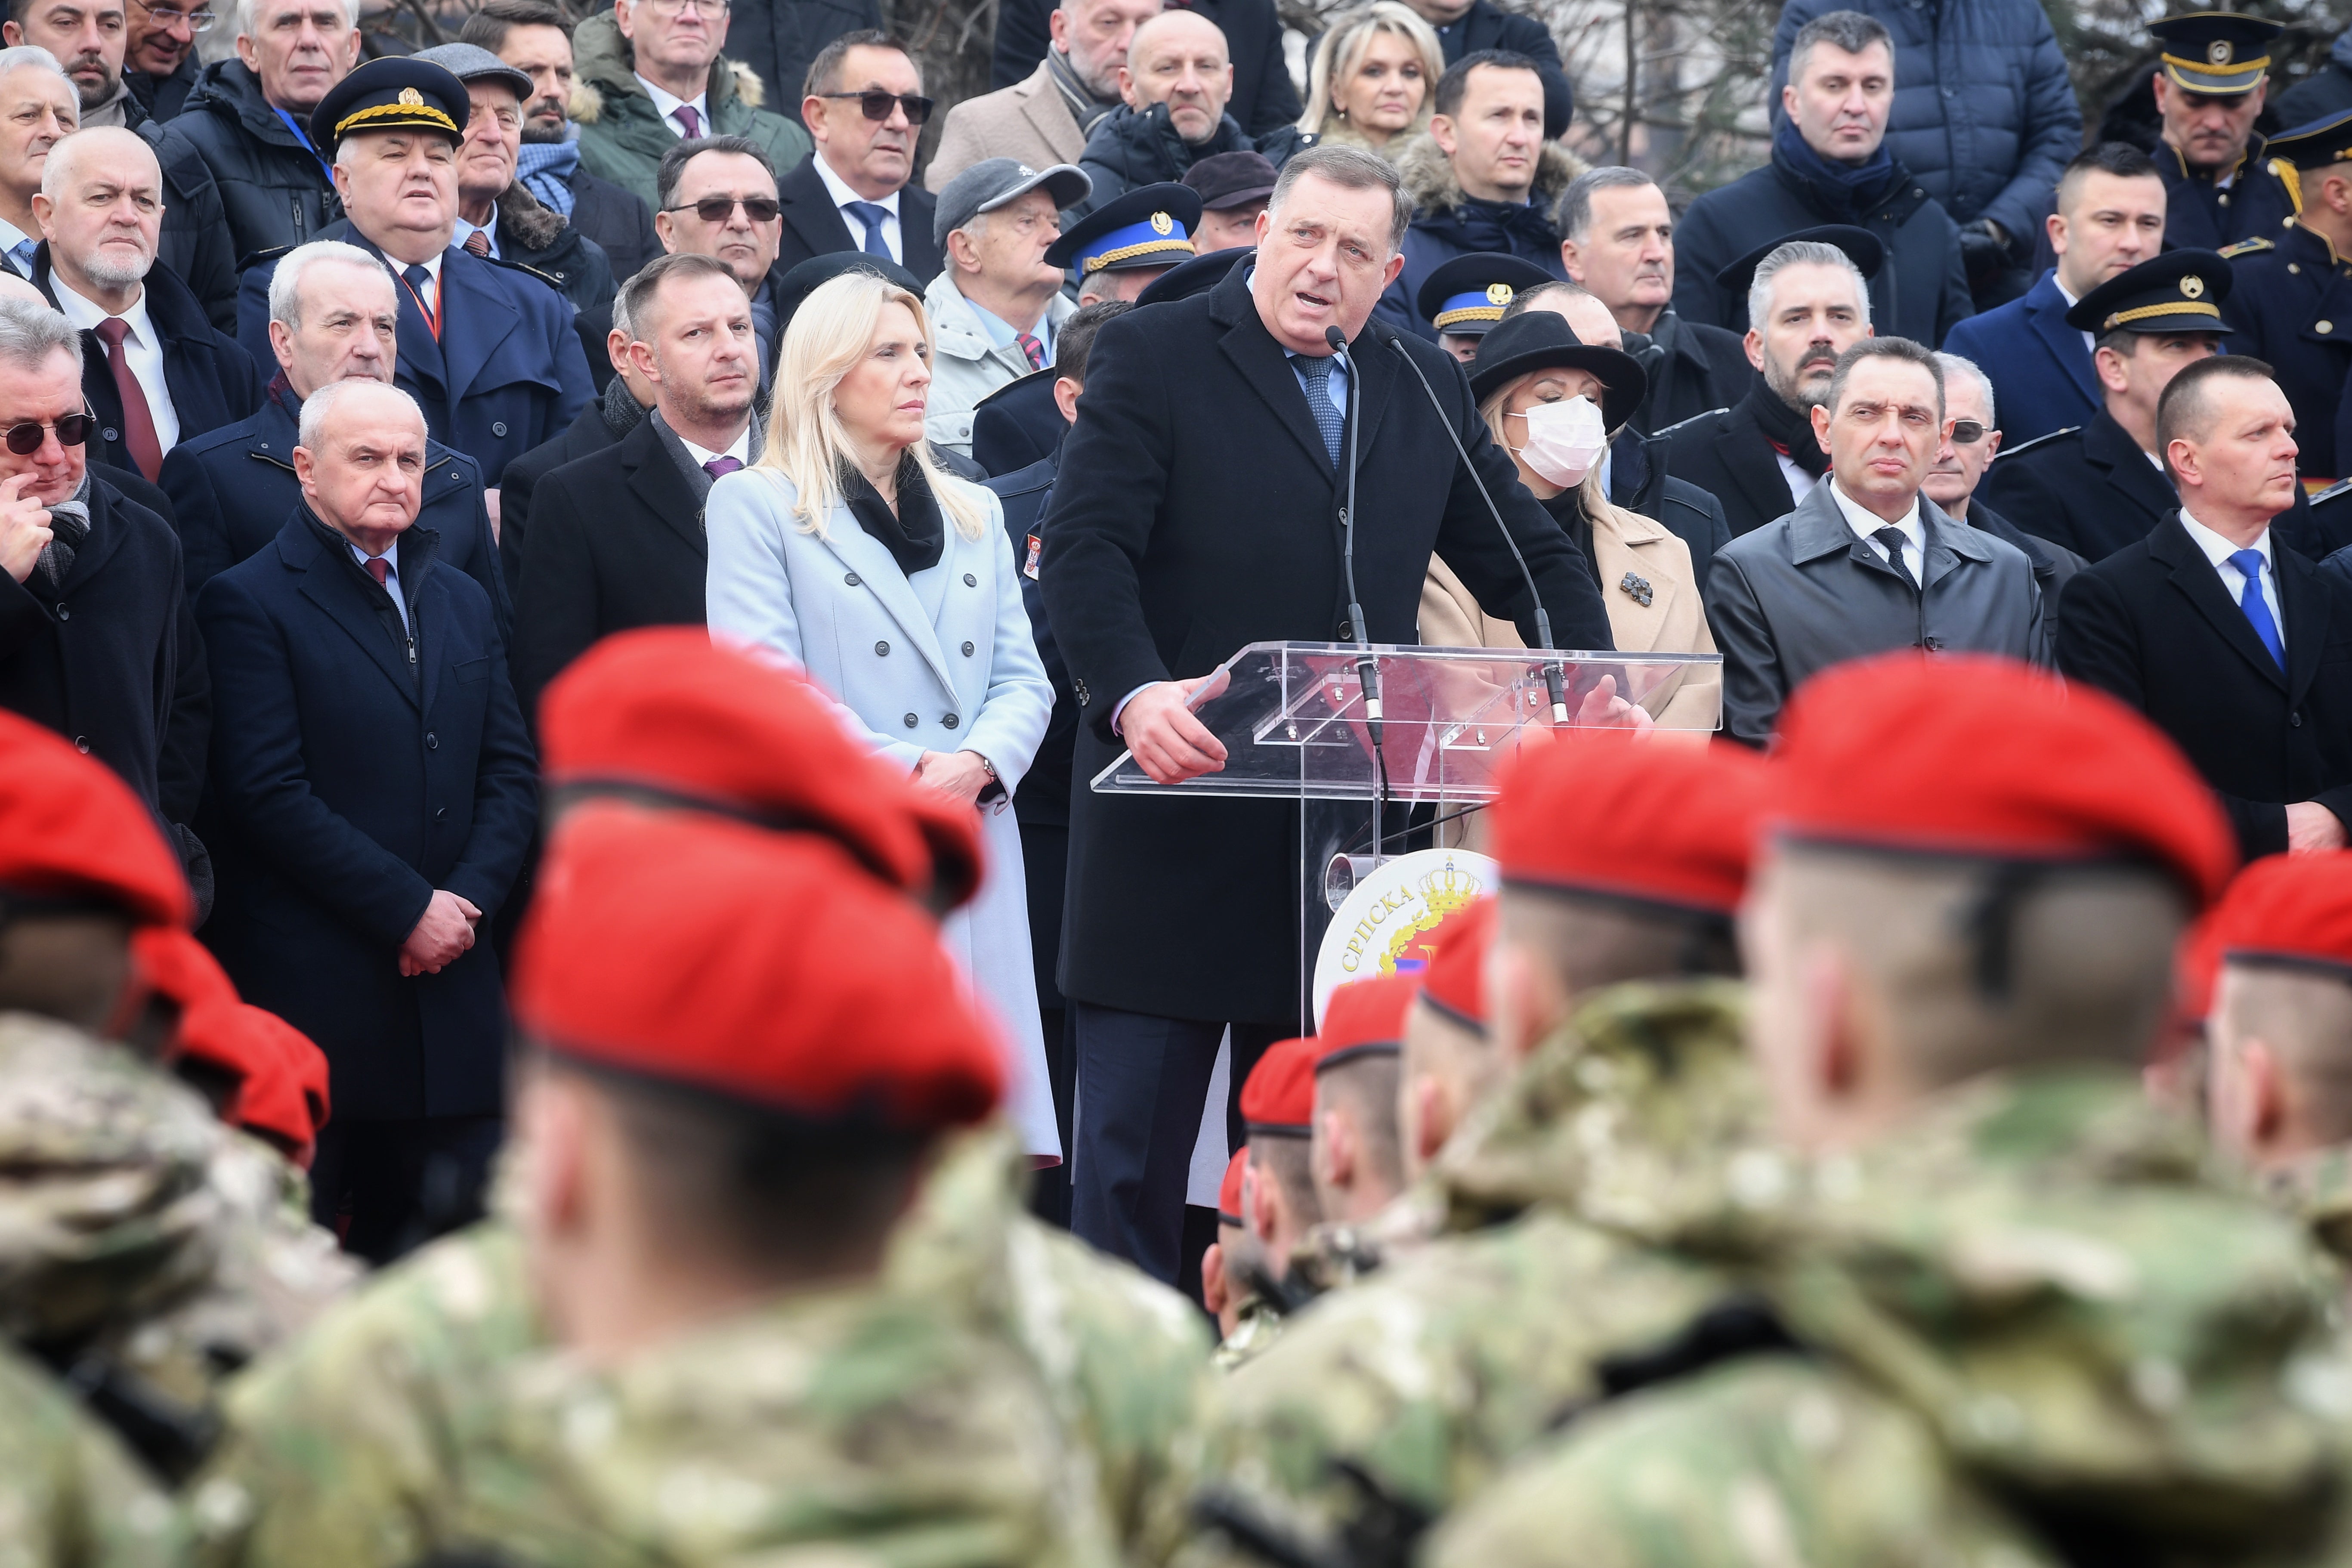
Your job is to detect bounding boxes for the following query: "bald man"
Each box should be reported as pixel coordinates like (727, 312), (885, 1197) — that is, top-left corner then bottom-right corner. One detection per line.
(1078, 8), (1270, 207)
(31, 124), (260, 480)
(195, 375), (536, 1262)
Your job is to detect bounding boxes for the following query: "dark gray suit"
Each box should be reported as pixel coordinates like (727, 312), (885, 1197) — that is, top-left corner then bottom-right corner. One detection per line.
(1707, 480), (2043, 745)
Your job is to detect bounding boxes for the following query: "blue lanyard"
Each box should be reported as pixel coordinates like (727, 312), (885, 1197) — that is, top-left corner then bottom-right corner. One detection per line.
(275, 107), (334, 186)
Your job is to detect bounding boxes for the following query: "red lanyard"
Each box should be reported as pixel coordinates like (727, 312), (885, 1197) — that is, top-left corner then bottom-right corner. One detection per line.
(396, 266), (442, 341)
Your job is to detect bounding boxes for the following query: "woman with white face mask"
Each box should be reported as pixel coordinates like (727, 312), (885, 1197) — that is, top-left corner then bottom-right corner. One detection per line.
(1418, 308), (1720, 732)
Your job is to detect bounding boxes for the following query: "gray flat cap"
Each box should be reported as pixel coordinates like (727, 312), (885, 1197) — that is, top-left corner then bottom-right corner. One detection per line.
(414, 41), (535, 106)
(932, 158), (1092, 248)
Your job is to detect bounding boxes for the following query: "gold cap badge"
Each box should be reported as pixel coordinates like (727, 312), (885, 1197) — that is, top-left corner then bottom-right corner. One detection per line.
(1486, 282), (1514, 305)
(2209, 40), (2232, 65)
(398, 86), (423, 105)
(2182, 274), (2206, 299)
(1150, 210), (1172, 235)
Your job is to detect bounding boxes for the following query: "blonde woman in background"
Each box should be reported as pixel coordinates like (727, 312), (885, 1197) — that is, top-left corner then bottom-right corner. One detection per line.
(704, 269), (1062, 1161)
(1420, 307), (1720, 732)
(1297, 3), (1442, 159)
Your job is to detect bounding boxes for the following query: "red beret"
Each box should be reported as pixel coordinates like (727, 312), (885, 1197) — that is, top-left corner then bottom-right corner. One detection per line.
(1493, 733), (1768, 915)
(1773, 655), (2235, 907)
(538, 628), (984, 909)
(2213, 852), (2352, 974)
(131, 926), (238, 1033)
(183, 1002), (329, 1166)
(1239, 1035), (1317, 1135)
(1419, 894), (1495, 1032)
(0, 711), (189, 928)
(1315, 974), (1418, 1073)
(1217, 1147), (1247, 1226)
(515, 803), (1003, 1130)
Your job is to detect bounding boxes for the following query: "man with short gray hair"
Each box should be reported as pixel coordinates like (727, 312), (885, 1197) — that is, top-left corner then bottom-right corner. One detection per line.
(1924, 346), (2081, 660)
(197, 371), (535, 1260)
(1041, 138), (1613, 1282)
(1672, 9), (1972, 347)
(0, 46), (76, 277)
(922, 156), (1087, 455)
(1707, 334), (2041, 745)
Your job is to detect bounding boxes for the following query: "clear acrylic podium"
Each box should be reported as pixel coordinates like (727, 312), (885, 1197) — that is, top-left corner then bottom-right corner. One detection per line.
(1091, 640), (1722, 1026)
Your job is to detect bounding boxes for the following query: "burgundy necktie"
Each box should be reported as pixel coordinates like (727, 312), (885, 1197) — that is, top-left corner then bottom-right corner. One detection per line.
(93, 317), (163, 481)
(673, 104), (702, 138)
(363, 556), (389, 586)
(703, 456), (743, 479)
(463, 228), (491, 257)
(1016, 331), (1046, 371)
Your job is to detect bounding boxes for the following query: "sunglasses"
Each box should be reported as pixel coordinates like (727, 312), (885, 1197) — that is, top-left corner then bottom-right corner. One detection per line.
(3, 413), (92, 454)
(1949, 419), (1988, 444)
(816, 89), (934, 125)
(666, 195), (782, 224)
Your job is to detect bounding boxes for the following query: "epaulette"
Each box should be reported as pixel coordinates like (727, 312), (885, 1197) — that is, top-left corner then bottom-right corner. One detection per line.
(1993, 424), (2081, 461)
(2221, 237), (2275, 258)
(1653, 407), (1729, 437)
(486, 253), (567, 293)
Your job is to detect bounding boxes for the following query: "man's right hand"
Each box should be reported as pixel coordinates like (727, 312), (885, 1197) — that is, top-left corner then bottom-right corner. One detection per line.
(400, 890), (482, 977)
(2287, 801), (2349, 854)
(0, 473), (52, 585)
(1122, 674), (1230, 786)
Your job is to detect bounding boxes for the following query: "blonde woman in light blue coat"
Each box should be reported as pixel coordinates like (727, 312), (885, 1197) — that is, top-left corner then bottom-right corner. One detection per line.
(705, 270), (1062, 1162)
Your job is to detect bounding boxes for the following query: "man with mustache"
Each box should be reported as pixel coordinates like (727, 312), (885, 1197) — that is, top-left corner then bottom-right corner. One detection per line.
(770, 29), (939, 281)
(2147, 10), (2290, 254)
(1661, 229), (1876, 540)
(1706, 334), (2041, 745)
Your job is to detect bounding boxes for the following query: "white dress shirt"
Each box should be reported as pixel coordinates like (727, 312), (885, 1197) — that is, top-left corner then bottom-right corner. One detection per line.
(638, 74), (711, 139)
(1774, 452), (1821, 508)
(390, 251), (445, 320)
(0, 216), (35, 276)
(678, 426), (754, 470)
(1827, 476), (1925, 585)
(813, 152), (903, 263)
(2177, 506), (2284, 653)
(51, 278), (179, 453)
(349, 541), (409, 634)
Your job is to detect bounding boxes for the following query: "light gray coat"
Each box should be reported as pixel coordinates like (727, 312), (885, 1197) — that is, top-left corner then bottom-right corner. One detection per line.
(705, 464), (1060, 1157)
(1706, 479), (2044, 745)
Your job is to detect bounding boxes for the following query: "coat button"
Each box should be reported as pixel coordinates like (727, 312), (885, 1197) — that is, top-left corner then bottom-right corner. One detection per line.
(425, 732), (438, 749)
(964, 573), (977, 587)
(72, 735), (88, 753)
(435, 807), (446, 820)
(961, 640), (974, 656)
(845, 572), (860, 587)
(2293, 711), (2305, 727)
(2290, 263), (2303, 275)
(491, 421), (507, 436)
(943, 713), (959, 729)
(2323, 322), (2337, 335)
(903, 712), (918, 727)
(102, 427), (118, 443)
(875, 640), (890, 656)
(54, 604), (67, 620)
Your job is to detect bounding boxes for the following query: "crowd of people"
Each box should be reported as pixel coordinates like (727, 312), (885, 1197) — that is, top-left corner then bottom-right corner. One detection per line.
(12, 0), (2352, 1560)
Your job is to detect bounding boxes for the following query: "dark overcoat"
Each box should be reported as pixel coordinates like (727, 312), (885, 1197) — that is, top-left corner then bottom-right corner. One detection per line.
(1941, 269), (2101, 448)
(772, 153), (944, 286)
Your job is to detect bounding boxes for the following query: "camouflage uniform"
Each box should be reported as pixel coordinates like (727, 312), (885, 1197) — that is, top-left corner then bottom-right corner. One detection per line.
(2265, 1144), (2352, 1267)
(0, 1339), (185, 1568)
(0, 1010), (353, 1480)
(1424, 1064), (2352, 1568)
(1172, 981), (1776, 1568)
(192, 1127), (1211, 1568)
(1212, 1295), (1284, 1373)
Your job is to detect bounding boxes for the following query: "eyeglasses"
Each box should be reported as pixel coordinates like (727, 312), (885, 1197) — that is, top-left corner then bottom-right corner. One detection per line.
(133, 1), (215, 29)
(634, 0), (728, 14)
(665, 194), (781, 223)
(1948, 419), (1988, 444)
(2, 412), (92, 454)
(816, 90), (934, 125)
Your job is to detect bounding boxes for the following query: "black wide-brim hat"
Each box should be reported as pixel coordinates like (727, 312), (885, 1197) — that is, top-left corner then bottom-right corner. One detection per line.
(1134, 245), (1250, 307)
(310, 56), (470, 156)
(1467, 310), (1647, 433)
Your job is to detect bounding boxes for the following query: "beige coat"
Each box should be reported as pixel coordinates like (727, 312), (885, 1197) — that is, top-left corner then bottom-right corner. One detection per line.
(1417, 503), (1722, 733)
(924, 59), (1088, 192)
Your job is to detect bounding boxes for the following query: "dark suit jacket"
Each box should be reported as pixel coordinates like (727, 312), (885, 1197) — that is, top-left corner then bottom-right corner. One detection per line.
(160, 379), (506, 639)
(1041, 261), (1612, 1022)
(511, 414), (710, 724)
(566, 167), (663, 285)
(32, 246), (264, 481)
(1661, 389), (1799, 540)
(495, 399), (632, 596)
(1707, 481), (2043, 745)
(773, 153), (944, 286)
(236, 226), (595, 485)
(1941, 269), (2100, 447)
(2060, 512), (2352, 860)
(970, 366), (1062, 478)
(1979, 408), (2176, 563)
(1635, 308), (1751, 435)
(195, 508), (537, 1121)
(986, 454), (1073, 829)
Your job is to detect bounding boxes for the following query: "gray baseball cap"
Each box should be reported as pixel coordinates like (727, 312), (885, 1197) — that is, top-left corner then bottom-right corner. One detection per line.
(414, 42), (535, 107)
(932, 158), (1092, 249)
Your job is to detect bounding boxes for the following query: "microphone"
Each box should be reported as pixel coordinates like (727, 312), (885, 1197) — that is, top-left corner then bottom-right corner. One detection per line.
(1385, 333), (1571, 728)
(1324, 325), (1381, 752)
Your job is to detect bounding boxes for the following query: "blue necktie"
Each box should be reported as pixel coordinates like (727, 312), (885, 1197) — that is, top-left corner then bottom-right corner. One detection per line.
(2230, 548), (2285, 670)
(7, 239), (33, 277)
(1295, 354), (1343, 468)
(844, 201), (893, 258)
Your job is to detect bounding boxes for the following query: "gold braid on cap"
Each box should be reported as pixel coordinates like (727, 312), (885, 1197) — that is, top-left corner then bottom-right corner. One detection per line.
(2160, 51), (2269, 83)
(334, 100), (460, 139)
(2102, 300), (2222, 330)
(1081, 236), (1196, 273)
(1432, 303), (1507, 329)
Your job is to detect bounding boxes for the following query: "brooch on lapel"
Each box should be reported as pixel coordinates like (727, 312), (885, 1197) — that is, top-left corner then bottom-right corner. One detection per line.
(1619, 571), (1654, 608)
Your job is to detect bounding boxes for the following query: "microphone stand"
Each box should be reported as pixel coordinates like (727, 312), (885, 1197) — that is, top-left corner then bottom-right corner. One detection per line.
(1324, 324), (1389, 866)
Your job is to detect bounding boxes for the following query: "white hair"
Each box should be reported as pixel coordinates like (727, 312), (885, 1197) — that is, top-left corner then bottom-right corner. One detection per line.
(1931, 350), (1995, 429)
(1747, 239), (1871, 337)
(238, 0), (360, 43)
(297, 376), (424, 450)
(0, 296), (79, 374)
(269, 239), (392, 331)
(0, 45), (71, 93)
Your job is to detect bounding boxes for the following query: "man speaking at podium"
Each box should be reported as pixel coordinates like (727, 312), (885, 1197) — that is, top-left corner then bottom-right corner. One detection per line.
(1040, 142), (1613, 1280)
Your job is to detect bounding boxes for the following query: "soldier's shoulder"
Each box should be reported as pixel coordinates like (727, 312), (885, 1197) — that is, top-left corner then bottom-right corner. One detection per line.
(2221, 236), (2277, 260)
(0, 1343), (185, 1568)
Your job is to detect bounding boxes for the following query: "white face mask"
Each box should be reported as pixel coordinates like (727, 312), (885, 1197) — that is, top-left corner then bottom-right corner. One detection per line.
(1514, 395), (1609, 489)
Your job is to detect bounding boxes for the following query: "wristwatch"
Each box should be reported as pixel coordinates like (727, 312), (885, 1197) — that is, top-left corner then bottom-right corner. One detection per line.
(974, 752), (1005, 804)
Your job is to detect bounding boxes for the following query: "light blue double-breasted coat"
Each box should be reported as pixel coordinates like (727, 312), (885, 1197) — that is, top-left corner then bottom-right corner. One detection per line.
(705, 464), (1060, 1159)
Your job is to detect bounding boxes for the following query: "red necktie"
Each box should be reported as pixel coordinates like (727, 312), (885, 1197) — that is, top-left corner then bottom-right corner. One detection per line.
(1016, 331), (1046, 371)
(93, 318), (163, 482)
(463, 229), (491, 257)
(363, 556), (389, 586)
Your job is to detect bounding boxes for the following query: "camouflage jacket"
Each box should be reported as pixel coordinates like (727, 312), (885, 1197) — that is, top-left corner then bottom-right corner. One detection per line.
(1171, 981), (1775, 1568)
(1424, 1064), (2352, 1568)
(0, 1338), (185, 1568)
(192, 1127), (1210, 1568)
(0, 1011), (353, 1481)
(2263, 1144), (2352, 1267)
(1212, 1295), (1283, 1373)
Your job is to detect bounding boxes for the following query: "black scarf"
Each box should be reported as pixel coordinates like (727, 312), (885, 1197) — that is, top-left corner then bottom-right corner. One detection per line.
(842, 455), (943, 576)
(1541, 488), (1601, 593)
(1743, 377), (1830, 479)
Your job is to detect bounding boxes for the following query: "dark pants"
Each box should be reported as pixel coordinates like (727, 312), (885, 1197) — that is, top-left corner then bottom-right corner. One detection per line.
(1022, 820), (1073, 1226)
(1070, 1005), (1289, 1283)
(310, 1113), (502, 1265)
